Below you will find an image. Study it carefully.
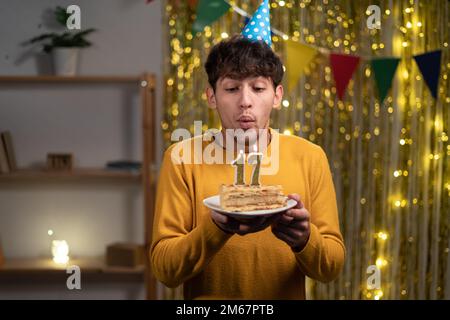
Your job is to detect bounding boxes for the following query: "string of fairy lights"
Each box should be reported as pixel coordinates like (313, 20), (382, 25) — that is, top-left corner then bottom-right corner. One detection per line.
(162, 0), (449, 300)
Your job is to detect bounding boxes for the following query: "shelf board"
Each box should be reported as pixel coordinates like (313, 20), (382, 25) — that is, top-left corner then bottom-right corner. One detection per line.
(0, 75), (143, 83)
(0, 257), (144, 282)
(0, 168), (141, 181)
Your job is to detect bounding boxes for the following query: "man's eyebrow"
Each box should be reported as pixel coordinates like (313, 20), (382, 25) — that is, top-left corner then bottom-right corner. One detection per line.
(222, 77), (239, 81)
(221, 78), (240, 85)
(250, 77), (271, 84)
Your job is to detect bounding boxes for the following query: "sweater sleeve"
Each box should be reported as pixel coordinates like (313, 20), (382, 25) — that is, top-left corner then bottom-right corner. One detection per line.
(294, 146), (346, 283)
(150, 146), (233, 288)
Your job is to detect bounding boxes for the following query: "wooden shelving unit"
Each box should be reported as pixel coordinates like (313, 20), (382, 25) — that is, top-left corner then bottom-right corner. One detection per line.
(0, 258), (144, 282)
(0, 74), (157, 298)
(0, 168), (141, 181)
(0, 75), (143, 83)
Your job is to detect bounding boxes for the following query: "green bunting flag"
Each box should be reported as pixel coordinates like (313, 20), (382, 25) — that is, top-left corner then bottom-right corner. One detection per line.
(192, 0), (231, 33)
(371, 58), (400, 103)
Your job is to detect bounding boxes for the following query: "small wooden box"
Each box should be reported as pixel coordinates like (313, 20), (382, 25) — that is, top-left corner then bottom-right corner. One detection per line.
(47, 153), (73, 171)
(106, 243), (145, 267)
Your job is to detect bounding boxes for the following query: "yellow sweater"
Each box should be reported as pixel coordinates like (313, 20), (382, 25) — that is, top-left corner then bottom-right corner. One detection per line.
(151, 129), (345, 299)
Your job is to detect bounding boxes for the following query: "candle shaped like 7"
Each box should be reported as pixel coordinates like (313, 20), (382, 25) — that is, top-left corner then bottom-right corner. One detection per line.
(231, 149), (245, 185)
(248, 144), (263, 186)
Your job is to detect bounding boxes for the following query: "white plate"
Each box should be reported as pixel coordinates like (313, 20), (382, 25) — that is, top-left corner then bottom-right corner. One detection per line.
(203, 195), (297, 219)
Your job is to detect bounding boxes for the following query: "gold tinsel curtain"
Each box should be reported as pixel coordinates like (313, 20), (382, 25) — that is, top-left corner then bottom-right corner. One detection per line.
(161, 0), (449, 300)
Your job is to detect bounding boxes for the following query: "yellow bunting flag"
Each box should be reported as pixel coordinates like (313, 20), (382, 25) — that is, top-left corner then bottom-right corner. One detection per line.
(285, 40), (318, 92)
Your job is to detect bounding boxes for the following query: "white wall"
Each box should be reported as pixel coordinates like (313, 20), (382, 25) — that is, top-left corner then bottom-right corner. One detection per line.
(0, 0), (163, 299)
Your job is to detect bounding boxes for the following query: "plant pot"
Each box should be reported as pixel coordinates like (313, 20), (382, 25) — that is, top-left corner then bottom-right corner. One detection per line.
(52, 48), (80, 76)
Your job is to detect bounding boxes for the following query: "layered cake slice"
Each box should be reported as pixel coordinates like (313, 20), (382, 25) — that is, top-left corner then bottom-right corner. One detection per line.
(219, 184), (288, 212)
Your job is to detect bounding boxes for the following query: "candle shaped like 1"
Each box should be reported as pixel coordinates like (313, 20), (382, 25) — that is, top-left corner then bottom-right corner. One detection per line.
(231, 149), (245, 185)
(248, 144), (263, 186)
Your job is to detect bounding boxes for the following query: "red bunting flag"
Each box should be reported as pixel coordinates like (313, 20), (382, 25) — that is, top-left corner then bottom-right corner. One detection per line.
(187, 0), (198, 9)
(330, 53), (360, 100)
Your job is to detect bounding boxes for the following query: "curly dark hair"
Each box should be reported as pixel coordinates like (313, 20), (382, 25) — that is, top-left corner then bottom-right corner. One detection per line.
(204, 35), (284, 91)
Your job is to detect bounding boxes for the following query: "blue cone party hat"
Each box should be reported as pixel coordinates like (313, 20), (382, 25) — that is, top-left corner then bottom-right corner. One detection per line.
(241, 0), (272, 46)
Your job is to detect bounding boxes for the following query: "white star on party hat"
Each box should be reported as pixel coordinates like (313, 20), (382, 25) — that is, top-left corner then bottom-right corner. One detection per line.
(241, 0), (272, 46)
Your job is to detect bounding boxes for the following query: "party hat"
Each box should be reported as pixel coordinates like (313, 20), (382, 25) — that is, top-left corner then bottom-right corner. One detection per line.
(241, 0), (272, 46)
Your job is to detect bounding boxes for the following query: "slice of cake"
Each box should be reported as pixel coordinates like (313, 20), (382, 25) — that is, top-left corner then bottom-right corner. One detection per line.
(219, 184), (287, 212)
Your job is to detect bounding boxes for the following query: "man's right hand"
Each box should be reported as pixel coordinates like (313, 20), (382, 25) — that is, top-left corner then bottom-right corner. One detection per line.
(210, 210), (280, 235)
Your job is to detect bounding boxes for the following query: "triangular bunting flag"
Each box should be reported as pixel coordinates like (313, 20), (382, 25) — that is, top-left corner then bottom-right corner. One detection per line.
(241, 0), (272, 46)
(413, 50), (442, 99)
(371, 57), (400, 103)
(285, 40), (318, 92)
(330, 53), (360, 100)
(192, 0), (231, 33)
(187, 0), (198, 10)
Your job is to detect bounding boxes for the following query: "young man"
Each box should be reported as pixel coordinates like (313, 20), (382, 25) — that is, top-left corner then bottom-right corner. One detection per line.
(151, 36), (345, 299)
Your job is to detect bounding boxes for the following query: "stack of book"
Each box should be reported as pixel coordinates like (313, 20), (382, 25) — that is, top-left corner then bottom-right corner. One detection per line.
(0, 131), (17, 174)
(106, 160), (141, 172)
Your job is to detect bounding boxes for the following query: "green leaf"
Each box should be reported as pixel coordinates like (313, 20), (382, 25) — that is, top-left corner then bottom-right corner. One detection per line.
(24, 33), (58, 45)
(43, 44), (53, 53)
(55, 6), (70, 27)
(73, 28), (96, 39)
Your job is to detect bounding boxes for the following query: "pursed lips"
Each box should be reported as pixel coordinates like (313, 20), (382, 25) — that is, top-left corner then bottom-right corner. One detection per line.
(238, 115), (255, 122)
(237, 115), (256, 129)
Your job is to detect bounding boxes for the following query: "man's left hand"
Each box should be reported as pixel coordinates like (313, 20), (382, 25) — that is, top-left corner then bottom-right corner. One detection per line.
(271, 193), (311, 252)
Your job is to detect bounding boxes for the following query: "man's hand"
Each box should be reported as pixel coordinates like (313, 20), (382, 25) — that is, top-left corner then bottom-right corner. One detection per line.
(271, 194), (311, 252)
(210, 210), (279, 236)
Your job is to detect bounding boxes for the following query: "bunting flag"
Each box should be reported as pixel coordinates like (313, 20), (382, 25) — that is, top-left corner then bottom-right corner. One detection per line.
(241, 0), (272, 46)
(413, 50), (442, 99)
(285, 40), (318, 92)
(192, 0), (231, 33)
(330, 53), (360, 100)
(188, 0), (443, 102)
(371, 57), (400, 103)
(187, 0), (198, 10)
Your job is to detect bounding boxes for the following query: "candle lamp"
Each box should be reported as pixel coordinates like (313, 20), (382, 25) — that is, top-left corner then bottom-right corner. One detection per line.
(52, 240), (70, 264)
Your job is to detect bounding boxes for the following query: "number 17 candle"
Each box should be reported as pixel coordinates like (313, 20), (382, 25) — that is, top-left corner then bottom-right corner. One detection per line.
(231, 149), (245, 185)
(248, 144), (263, 186)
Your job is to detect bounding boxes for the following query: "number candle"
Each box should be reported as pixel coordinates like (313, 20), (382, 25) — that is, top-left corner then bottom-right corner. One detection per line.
(231, 149), (245, 185)
(248, 144), (263, 186)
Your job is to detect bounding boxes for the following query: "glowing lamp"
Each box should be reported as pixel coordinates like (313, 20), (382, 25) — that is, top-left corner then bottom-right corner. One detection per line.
(52, 240), (69, 264)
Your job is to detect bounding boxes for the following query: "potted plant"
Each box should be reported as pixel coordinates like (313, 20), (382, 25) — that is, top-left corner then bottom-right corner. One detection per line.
(24, 6), (96, 76)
